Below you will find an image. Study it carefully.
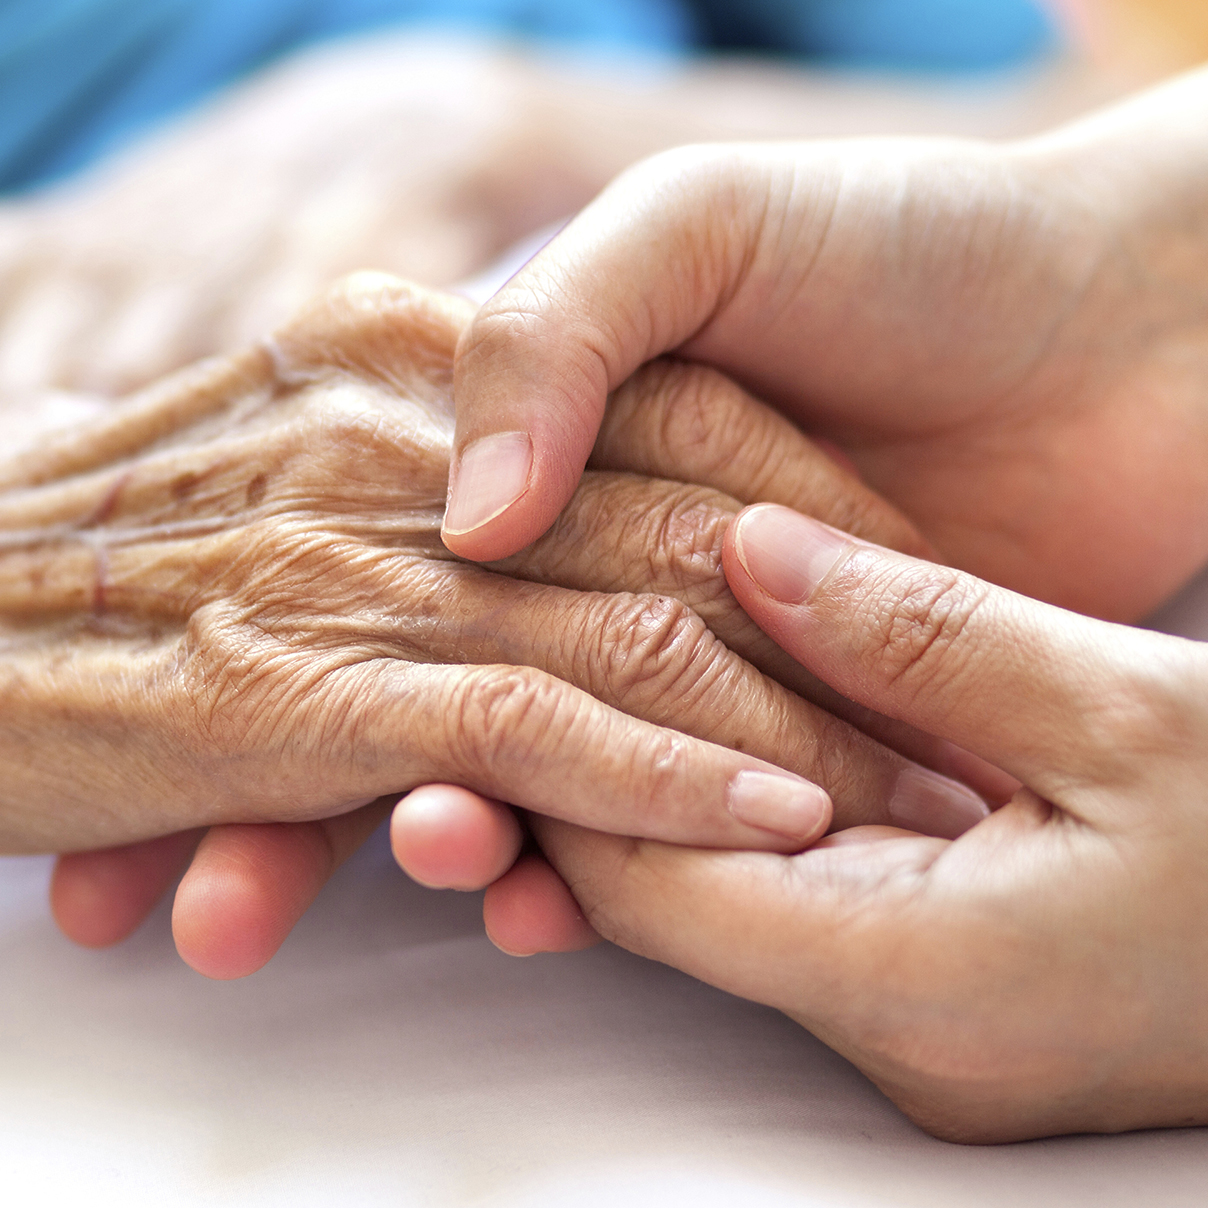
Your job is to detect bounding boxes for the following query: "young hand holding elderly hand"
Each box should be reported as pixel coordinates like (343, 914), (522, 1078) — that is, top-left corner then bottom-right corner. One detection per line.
(12, 275), (983, 973)
(448, 67), (1208, 620)
(537, 512), (1208, 1142)
(408, 67), (1208, 1141)
(53, 65), (1208, 960)
(38, 66), (1208, 1143)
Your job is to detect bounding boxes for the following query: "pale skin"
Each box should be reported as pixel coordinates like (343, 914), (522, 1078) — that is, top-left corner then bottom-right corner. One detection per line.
(37, 67), (1208, 1141)
(5, 275), (988, 967)
(416, 68), (1208, 1140)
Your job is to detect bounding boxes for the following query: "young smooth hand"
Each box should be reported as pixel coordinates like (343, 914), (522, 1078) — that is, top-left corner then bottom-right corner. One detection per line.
(530, 505), (1208, 1143)
(447, 67), (1208, 622)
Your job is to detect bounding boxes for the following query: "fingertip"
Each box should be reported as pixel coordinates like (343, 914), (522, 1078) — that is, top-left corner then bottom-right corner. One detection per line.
(482, 854), (600, 956)
(730, 504), (856, 607)
(441, 430), (534, 554)
(439, 510), (541, 563)
(726, 770), (833, 848)
(888, 766), (990, 839)
(449, 293), (617, 562)
(51, 831), (201, 949)
(172, 824), (329, 980)
(391, 785), (522, 891)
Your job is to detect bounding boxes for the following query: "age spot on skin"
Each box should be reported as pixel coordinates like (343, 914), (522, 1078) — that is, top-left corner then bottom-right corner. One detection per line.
(245, 473), (269, 508)
(172, 472), (201, 501)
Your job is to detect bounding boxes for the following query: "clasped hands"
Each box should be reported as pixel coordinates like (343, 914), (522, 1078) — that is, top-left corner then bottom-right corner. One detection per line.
(8, 272), (981, 952)
(10, 66), (1208, 1145)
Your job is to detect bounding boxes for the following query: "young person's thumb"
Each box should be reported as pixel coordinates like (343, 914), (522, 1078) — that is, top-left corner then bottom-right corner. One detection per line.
(445, 148), (763, 561)
(723, 503), (1185, 805)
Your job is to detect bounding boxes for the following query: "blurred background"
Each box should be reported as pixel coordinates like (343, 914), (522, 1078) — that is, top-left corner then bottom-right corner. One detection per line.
(1, 0), (1206, 411)
(2, 0), (1206, 195)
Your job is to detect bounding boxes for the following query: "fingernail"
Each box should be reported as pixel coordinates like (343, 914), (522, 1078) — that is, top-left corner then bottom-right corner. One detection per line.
(488, 934), (535, 958)
(890, 765), (989, 839)
(443, 431), (533, 536)
(728, 770), (831, 841)
(733, 505), (852, 604)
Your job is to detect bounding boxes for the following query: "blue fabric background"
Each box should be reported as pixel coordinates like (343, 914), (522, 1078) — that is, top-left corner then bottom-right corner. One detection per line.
(0, 0), (1056, 193)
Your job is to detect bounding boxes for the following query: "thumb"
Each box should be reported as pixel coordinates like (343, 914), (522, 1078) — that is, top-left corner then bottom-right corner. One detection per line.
(444, 147), (775, 561)
(723, 504), (1199, 802)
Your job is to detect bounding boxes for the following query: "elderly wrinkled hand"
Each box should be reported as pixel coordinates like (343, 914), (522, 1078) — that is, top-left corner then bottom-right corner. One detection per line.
(5, 276), (988, 970)
(2, 275), (821, 853)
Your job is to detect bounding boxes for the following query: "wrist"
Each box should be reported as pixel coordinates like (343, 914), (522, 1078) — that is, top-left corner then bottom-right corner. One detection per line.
(1016, 67), (1208, 283)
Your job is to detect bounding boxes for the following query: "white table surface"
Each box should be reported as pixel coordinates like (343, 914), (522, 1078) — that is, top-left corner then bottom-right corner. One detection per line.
(4, 566), (1208, 1207)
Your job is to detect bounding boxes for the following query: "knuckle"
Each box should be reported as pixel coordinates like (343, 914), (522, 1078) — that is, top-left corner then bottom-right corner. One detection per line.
(645, 485), (735, 601)
(592, 592), (725, 706)
(639, 726), (700, 818)
(657, 485), (728, 563)
(445, 663), (566, 774)
(313, 273), (420, 347)
(545, 475), (735, 608)
(274, 273), (461, 376)
(656, 362), (767, 471)
(858, 562), (988, 703)
(606, 360), (762, 476)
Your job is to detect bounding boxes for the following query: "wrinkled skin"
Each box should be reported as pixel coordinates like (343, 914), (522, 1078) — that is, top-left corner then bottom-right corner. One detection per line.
(2, 275), (992, 868)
